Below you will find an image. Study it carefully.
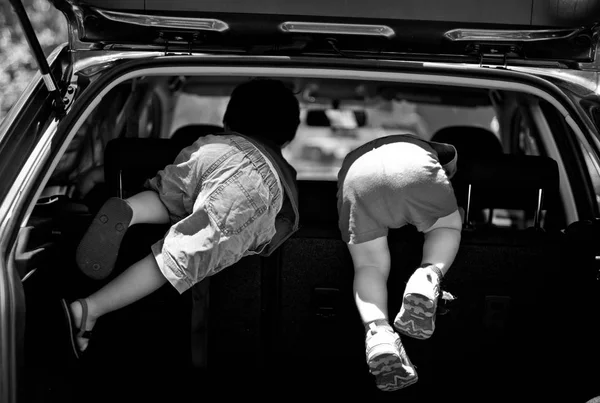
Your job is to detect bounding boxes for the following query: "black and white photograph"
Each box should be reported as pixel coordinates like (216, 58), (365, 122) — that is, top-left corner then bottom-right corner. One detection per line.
(1, 1), (600, 402)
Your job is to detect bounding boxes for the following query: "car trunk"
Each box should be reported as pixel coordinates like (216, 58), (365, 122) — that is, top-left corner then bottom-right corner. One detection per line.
(42, 0), (596, 70)
(3, 1), (600, 402)
(10, 65), (600, 402)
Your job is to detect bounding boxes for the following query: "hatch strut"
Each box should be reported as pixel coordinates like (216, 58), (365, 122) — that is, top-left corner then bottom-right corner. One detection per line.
(8, 0), (65, 111)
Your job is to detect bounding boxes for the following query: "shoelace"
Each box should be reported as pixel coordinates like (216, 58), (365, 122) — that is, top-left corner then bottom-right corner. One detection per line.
(438, 290), (457, 316)
(420, 263), (457, 316)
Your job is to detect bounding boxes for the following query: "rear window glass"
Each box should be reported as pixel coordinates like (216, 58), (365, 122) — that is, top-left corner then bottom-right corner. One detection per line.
(52, 78), (499, 188)
(287, 100), (497, 180)
(167, 93), (498, 181)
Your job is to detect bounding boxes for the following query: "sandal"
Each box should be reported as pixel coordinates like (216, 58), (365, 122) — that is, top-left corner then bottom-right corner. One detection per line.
(61, 298), (92, 359)
(76, 197), (133, 280)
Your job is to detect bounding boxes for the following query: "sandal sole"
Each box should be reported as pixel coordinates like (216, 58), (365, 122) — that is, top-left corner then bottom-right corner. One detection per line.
(75, 197), (132, 280)
(61, 299), (80, 359)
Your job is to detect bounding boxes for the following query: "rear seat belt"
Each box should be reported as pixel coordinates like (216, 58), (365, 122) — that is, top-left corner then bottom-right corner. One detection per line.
(115, 80), (147, 198)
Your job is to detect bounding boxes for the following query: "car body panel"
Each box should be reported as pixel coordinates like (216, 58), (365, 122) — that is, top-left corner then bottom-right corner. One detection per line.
(49, 0), (600, 68)
(73, 0), (600, 26)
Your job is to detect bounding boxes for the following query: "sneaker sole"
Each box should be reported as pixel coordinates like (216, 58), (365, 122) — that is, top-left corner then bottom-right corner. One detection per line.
(394, 293), (436, 340)
(368, 352), (418, 392)
(75, 197), (132, 280)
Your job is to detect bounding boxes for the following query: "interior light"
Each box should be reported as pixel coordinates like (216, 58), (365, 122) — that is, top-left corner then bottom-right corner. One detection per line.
(444, 28), (578, 42)
(94, 8), (230, 32)
(279, 21), (395, 38)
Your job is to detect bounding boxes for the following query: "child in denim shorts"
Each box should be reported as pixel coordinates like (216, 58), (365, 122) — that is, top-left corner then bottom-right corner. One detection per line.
(63, 79), (301, 355)
(337, 134), (462, 392)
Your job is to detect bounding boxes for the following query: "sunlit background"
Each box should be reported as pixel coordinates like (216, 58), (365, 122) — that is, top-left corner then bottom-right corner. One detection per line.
(0, 0), (67, 122)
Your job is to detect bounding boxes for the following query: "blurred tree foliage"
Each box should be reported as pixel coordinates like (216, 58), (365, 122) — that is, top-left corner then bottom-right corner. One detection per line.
(0, 0), (67, 120)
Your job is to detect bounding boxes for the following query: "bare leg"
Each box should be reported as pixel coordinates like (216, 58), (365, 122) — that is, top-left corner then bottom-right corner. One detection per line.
(348, 210), (461, 324)
(421, 209), (462, 276)
(70, 253), (167, 351)
(70, 190), (171, 351)
(349, 236), (418, 391)
(348, 236), (391, 324)
(127, 190), (170, 226)
(394, 209), (462, 339)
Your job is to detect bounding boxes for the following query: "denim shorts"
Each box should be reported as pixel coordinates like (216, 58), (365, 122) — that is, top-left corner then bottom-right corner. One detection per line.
(145, 134), (282, 293)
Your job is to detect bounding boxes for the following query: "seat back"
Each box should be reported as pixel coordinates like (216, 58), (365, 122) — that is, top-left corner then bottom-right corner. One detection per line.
(96, 138), (193, 380)
(437, 153), (564, 394)
(104, 138), (180, 198)
(431, 125), (505, 223)
(170, 124), (224, 150)
(104, 124), (224, 198)
(456, 153), (560, 230)
(431, 125), (504, 160)
(296, 180), (340, 236)
(265, 150), (564, 396)
(102, 124), (226, 372)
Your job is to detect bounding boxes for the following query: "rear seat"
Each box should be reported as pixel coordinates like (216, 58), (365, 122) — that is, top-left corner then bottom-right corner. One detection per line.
(92, 126), (568, 397)
(86, 125), (234, 378)
(104, 137), (180, 199)
(431, 125), (504, 158)
(100, 125), (286, 390)
(418, 153), (565, 395)
(78, 136), (194, 384)
(431, 125), (504, 225)
(103, 123), (224, 199)
(265, 152), (566, 397)
(457, 153), (561, 230)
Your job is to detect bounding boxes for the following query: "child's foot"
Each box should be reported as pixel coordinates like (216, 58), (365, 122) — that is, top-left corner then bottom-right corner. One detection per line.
(76, 197), (133, 280)
(61, 298), (96, 358)
(70, 299), (96, 352)
(394, 264), (442, 340)
(365, 324), (418, 392)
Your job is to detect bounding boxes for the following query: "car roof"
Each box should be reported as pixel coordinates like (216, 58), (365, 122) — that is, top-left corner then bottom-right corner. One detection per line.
(50, 0), (599, 69)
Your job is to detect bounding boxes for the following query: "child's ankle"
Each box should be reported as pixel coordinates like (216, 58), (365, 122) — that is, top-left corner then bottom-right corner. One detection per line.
(365, 319), (392, 333)
(419, 263), (443, 281)
(82, 298), (100, 323)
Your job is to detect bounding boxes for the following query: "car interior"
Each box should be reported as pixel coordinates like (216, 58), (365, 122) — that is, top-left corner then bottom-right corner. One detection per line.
(17, 71), (600, 402)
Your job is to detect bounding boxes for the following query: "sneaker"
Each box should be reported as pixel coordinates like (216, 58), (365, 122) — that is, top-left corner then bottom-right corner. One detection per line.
(365, 325), (418, 392)
(394, 264), (442, 340)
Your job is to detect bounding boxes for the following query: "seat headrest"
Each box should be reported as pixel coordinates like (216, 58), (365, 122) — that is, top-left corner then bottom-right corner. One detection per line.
(455, 154), (559, 212)
(431, 125), (503, 160)
(104, 124), (224, 198)
(104, 138), (180, 198)
(171, 124), (224, 150)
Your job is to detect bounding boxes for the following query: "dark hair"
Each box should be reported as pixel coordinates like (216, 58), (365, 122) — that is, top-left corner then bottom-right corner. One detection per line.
(223, 78), (300, 147)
